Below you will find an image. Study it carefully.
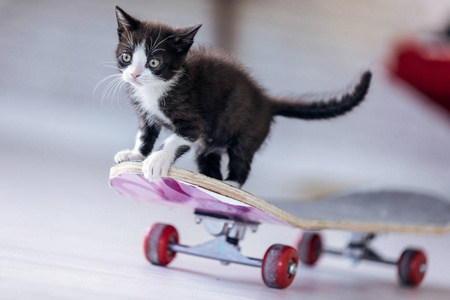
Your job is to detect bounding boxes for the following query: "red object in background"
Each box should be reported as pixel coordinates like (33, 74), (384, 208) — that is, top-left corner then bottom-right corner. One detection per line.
(389, 38), (450, 115)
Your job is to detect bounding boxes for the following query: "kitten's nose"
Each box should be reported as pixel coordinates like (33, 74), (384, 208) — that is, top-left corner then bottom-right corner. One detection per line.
(131, 73), (141, 79)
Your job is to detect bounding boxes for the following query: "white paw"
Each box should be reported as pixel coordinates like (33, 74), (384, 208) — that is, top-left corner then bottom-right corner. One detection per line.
(114, 150), (145, 163)
(142, 150), (173, 181)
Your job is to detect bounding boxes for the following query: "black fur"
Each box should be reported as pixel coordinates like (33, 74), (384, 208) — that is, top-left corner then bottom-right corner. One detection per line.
(196, 152), (223, 180)
(114, 6), (372, 186)
(138, 119), (161, 157)
(273, 71), (372, 119)
(175, 145), (191, 161)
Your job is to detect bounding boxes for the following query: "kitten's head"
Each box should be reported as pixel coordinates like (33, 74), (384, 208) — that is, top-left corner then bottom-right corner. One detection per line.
(115, 6), (201, 88)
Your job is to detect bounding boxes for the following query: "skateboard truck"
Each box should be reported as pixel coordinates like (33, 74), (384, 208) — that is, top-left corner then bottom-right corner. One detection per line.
(143, 211), (299, 289)
(175, 211), (261, 267)
(194, 211), (258, 246)
(325, 233), (397, 265)
(297, 231), (428, 287)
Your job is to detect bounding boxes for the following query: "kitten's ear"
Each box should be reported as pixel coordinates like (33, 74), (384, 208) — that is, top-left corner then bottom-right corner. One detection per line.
(115, 6), (140, 36)
(172, 24), (202, 53)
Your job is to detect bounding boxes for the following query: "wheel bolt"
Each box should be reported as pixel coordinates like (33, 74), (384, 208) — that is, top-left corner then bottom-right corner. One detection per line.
(419, 263), (427, 274)
(288, 261), (297, 276)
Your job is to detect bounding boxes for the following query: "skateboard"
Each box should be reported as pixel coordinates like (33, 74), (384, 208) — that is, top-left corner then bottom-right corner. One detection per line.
(110, 161), (450, 289)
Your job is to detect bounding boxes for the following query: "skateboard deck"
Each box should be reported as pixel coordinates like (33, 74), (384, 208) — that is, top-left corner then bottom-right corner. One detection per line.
(110, 161), (450, 235)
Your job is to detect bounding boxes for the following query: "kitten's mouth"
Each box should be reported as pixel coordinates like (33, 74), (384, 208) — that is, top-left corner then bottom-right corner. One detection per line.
(130, 78), (143, 86)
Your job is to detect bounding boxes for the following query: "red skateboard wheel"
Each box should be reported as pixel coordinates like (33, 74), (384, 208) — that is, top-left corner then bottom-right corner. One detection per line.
(143, 223), (179, 266)
(398, 248), (427, 287)
(298, 232), (322, 266)
(262, 244), (298, 289)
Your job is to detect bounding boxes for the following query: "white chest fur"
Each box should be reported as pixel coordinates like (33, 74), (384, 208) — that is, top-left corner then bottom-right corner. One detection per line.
(132, 79), (177, 125)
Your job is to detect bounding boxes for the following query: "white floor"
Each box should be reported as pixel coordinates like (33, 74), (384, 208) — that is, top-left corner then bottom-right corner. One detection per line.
(1, 0), (450, 299)
(1, 153), (449, 299)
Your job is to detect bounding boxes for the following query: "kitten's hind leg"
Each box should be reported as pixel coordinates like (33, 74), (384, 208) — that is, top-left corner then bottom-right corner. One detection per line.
(196, 152), (223, 180)
(226, 146), (254, 187)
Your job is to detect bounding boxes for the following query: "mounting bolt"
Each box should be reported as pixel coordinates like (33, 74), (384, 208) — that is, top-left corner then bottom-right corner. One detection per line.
(419, 263), (427, 274)
(288, 261), (297, 276)
(195, 216), (202, 224)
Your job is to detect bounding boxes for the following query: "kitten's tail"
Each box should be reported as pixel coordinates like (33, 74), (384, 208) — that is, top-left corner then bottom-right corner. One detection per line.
(271, 71), (372, 120)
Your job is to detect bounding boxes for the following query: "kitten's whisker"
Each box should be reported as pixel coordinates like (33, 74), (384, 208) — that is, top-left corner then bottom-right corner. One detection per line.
(153, 26), (162, 51)
(116, 81), (126, 110)
(106, 77), (122, 100)
(152, 34), (177, 52)
(113, 80), (122, 104)
(104, 78), (117, 100)
(108, 79), (123, 108)
(121, 32), (130, 47)
(120, 29), (134, 49)
(125, 30), (134, 47)
(110, 79), (120, 108)
(119, 42), (131, 49)
(113, 78), (125, 104)
(151, 48), (166, 54)
(149, 36), (154, 51)
(101, 65), (119, 70)
(95, 73), (121, 86)
(111, 80), (127, 110)
(93, 74), (122, 98)
(102, 77), (122, 103)
(98, 61), (117, 66)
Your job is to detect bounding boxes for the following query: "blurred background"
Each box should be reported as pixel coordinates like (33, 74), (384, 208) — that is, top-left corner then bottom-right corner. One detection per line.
(1, 0), (449, 299)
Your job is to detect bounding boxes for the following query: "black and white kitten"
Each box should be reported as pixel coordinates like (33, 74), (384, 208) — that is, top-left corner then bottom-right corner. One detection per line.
(113, 6), (372, 186)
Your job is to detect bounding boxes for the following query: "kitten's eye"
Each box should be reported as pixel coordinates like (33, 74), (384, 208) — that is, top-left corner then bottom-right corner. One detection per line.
(148, 58), (160, 68)
(122, 53), (132, 63)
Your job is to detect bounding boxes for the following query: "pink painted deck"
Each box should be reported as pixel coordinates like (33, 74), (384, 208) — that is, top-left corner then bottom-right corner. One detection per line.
(110, 173), (287, 225)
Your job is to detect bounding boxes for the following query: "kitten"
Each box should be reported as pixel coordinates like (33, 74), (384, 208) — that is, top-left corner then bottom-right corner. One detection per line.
(113, 6), (372, 186)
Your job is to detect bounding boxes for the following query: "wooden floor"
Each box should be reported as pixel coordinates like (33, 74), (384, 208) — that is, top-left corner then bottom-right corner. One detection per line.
(1, 0), (450, 299)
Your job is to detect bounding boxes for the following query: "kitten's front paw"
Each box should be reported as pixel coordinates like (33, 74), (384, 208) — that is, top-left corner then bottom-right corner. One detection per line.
(114, 150), (145, 163)
(142, 150), (172, 181)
